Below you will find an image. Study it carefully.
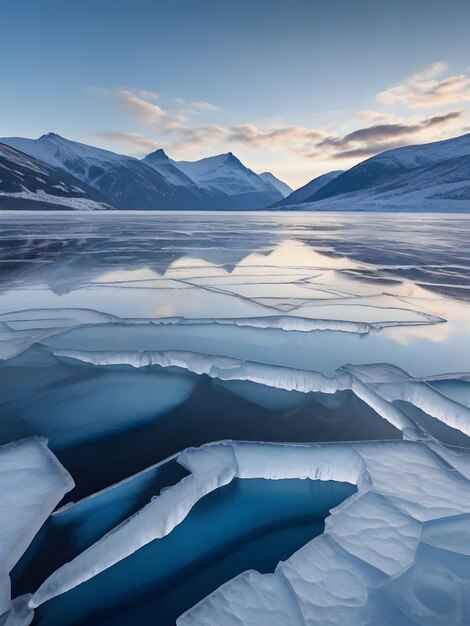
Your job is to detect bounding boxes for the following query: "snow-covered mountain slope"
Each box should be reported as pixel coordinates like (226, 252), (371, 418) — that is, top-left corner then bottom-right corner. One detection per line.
(259, 171), (292, 197)
(3, 132), (467, 211)
(0, 142), (113, 210)
(1, 134), (211, 210)
(272, 134), (470, 212)
(172, 152), (284, 209)
(142, 148), (228, 209)
(306, 133), (470, 208)
(296, 157), (470, 212)
(142, 149), (202, 189)
(272, 170), (343, 207)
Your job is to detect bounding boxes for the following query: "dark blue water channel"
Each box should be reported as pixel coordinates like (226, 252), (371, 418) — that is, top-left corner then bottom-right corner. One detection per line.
(0, 345), (399, 502)
(29, 477), (356, 626)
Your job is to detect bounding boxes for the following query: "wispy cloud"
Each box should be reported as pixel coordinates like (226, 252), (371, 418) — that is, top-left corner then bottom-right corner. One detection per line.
(116, 90), (167, 124)
(377, 62), (470, 109)
(113, 89), (219, 129)
(228, 124), (328, 149)
(93, 131), (160, 153)
(90, 65), (468, 176)
(110, 89), (222, 146)
(314, 111), (462, 159)
(163, 125), (226, 154)
(171, 97), (219, 113)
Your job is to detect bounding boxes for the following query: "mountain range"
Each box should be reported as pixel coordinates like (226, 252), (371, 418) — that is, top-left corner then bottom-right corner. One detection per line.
(0, 132), (468, 211)
(274, 133), (470, 212)
(0, 133), (286, 211)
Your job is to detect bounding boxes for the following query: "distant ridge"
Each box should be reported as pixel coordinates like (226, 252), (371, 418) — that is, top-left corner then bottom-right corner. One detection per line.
(0, 141), (112, 210)
(0, 132), (469, 211)
(272, 170), (343, 207)
(274, 133), (470, 212)
(259, 172), (293, 197)
(0, 134), (287, 210)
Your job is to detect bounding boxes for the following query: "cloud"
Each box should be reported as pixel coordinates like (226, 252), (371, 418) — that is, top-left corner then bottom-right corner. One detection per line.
(112, 89), (221, 138)
(314, 111), (463, 159)
(133, 89), (160, 101)
(165, 125), (226, 153)
(93, 126), (226, 158)
(343, 111), (461, 143)
(116, 90), (166, 123)
(228, 124), (328, 149)
(355, 109), (403, 124)
(171, 97), (219, 112)
(377, 62), (470, 109)
(93, 131), (160, 153)
(88, 70), (468, 178)
(87, 87), (226, 157)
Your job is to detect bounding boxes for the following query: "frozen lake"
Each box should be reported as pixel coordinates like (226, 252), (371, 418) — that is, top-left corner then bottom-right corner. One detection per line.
(1, 211), (470, 626)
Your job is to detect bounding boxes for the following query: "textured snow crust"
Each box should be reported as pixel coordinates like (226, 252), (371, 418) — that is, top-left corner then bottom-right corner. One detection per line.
(6, 435), (470, 626)
(178, 439), (470, 626)
(0, 438), (73, 617)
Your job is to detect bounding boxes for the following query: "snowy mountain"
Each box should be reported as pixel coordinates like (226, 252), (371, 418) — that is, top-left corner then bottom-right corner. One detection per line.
(141, 148), (227, 209)
(272, 170), (343, 207)
(298, 133), (470, 211)
(1, 134), (286, 210)
(2, 131), (467, 211)
(0, 134), (210, 210)
(0, 142), (112, 210)
(259, 172), (292, 197)
(172, 152), (284, 209)
(142, 149), (200, 189)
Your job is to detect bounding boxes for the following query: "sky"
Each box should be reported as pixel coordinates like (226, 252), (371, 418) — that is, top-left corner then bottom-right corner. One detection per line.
(1, 0), (469, 188)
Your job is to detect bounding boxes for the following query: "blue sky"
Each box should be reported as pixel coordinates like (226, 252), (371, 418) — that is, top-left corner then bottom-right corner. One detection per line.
(1, 0), (469, 186)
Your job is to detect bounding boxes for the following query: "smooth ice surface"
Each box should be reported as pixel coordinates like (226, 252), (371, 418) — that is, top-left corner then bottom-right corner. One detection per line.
(0, 366), (195, 448)
(0, 212), (468, 380)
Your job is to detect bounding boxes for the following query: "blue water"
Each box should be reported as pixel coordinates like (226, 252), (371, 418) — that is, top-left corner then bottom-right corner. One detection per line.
(32, 478), (357, 626)
(0, 346), (399, 502)
(11, 459), (188, 595)
(394, 400), (470, 448)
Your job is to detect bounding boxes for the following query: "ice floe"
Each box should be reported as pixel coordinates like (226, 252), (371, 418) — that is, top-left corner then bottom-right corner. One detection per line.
(0, 438), (73, 616)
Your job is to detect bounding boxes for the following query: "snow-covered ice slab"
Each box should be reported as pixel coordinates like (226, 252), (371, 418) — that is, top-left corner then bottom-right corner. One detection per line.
(178, 440), (470, 626)
(344, 363), (470, 437)
(0, 438), (74, 616)
(52, 349), (451, 441)
(8, 438), (470, 625)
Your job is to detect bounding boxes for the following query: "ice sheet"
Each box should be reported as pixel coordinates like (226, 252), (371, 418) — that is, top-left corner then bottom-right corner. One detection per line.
(1, 212), (469, 624)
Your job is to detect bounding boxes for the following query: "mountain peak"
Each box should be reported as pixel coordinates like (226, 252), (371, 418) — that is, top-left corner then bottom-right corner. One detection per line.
(259, 171), (293, 197)
(144, 148), (169, 162)
(39, 132), (65, 141)
(223, 151), (241, 165)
